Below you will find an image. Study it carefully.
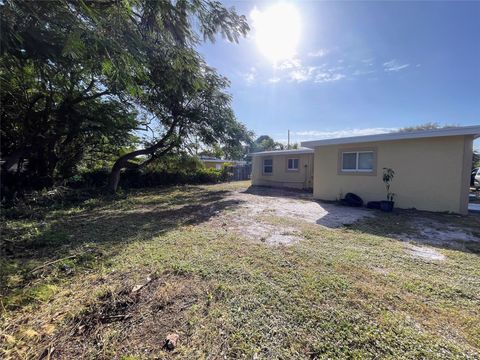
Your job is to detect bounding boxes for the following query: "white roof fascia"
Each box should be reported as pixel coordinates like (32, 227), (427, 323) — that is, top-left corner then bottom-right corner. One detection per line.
(301, 125), (480, 148)
(249, 149), (314, 157)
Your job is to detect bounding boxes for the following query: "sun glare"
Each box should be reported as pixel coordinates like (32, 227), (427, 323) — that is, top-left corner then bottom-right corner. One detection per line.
(251, 3), (301, 63)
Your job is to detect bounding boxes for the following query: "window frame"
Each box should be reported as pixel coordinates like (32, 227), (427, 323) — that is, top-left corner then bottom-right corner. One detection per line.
(262, 158), (273, 175)
(286, 158), (300, 172)
(338, 148), (377, 176)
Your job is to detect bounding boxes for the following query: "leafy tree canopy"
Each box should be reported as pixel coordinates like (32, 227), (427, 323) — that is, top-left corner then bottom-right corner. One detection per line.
(1, 0), (251, 193)
(396, 122), (458, 132)
(251, 135), (285, 152)
(473, 150), (480, 169)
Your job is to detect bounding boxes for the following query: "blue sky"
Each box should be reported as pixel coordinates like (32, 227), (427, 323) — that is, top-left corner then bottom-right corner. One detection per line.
(198, 1), (480, 146)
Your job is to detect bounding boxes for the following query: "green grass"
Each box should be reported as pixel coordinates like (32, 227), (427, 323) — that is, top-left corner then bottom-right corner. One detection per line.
(1, 182), (479, 359)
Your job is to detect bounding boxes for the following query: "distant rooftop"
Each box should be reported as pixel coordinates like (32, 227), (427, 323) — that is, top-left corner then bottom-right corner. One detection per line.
(301, 125), (480, 148)
(199, 156), (245, 163)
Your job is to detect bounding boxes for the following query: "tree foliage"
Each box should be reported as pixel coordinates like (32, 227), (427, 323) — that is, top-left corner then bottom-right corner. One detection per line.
(250, 135), (285, 152)
(473, 150), (480, 169)
(397, 122), (458, 133)
(1, 0), (251, 194)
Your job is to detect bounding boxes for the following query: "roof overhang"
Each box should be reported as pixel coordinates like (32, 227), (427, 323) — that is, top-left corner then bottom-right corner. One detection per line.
(301, 125), (480, 148)
(200, 159), (243, 163)
(249, 149), (314, 156)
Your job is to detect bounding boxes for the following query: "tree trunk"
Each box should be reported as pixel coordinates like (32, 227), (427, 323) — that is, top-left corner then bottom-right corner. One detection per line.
(108, 149), (145, 193)
(108, 121), (180, 193)
(108, 138), (179, 193)
(108, 145), (158, 192)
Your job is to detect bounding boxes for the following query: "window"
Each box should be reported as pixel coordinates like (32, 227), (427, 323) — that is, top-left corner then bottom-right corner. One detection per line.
(287, 158), (299, 171)
(263, 159), (273, 174)
(341, 151), (374, 172)
(215, 164), (222, 170)
(342, 153), (357, 170)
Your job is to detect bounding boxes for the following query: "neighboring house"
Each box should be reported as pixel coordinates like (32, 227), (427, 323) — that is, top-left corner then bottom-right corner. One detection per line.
(251, 125), (480, 214)
(200, 157), (246, 170)
(251, 149), (314, 190)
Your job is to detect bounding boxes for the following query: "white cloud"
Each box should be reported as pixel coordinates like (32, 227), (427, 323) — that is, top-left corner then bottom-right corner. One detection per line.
(242, 67), (257, 84)
(269, 58), (346, 84)
(308, 49), (329, 58)
(383, 59), (410, 72)
(289, 66), (317, 82)
(289, 70), (309, 82)
(353, 69), (375, 76)
(361, 58), (374, 66)
(268, 77), (281, 83)
(276, 58), (301, 70)
(272, 127), (398, 145)
(314, 71), (346, 83)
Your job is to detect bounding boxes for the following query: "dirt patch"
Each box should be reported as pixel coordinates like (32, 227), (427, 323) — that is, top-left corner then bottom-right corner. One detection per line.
(45, 273), (208, 359)
(219, 214), (302, 246)
(231, 187), (374, 228)
(263, 229), (303, 246)
(208, 186), (374, 246)
(396, 217), (480, 252)
(406, 245), (446, 261)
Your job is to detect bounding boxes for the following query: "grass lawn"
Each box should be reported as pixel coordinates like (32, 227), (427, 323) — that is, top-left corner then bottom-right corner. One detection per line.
(1, 181), (479, 359)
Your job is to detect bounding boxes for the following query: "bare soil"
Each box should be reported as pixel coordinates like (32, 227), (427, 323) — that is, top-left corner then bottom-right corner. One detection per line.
(49, 272), (208, 359)
(392, 215), (480, 254)
(208, 186), (375, 245)
(206, 186), (478, 251)
(406, 244), (446, 261)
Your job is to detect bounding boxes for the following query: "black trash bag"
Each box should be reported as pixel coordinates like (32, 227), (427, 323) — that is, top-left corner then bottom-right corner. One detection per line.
(340, 192), (364, 207)
(367, 201), (381, 209)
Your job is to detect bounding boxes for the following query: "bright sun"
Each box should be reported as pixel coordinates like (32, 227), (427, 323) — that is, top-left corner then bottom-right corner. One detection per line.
(251, 3), (301, 63)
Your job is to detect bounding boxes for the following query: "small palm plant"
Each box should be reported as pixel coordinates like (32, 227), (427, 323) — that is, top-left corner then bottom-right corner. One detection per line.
(381, 168), (395, 211)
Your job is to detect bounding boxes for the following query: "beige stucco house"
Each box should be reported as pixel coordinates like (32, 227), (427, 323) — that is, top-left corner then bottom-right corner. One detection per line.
(251, 149), (314, 190)
(251, 126), (480, 214)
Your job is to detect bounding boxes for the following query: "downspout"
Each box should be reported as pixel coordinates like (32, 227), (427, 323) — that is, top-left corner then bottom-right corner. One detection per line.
(304, 163), (308, 190)
(459, 135), (473, 214)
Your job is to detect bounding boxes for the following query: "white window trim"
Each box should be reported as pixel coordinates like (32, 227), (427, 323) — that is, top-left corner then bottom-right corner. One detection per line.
(341, 151), (374, 172)
(287, 158), (299, 171)
(263, 158), (273, 175)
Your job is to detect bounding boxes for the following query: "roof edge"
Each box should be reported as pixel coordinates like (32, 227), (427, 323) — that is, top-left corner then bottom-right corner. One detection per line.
(301, 125), (480, 148)
(249, 149), (314, 156)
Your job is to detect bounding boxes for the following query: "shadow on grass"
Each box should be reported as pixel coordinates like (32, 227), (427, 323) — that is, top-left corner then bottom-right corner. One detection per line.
(243, 185), (480, 255)
(347, 208), (480, 255)
(242, 185), (313, 199)
(1, 186), (244, 303)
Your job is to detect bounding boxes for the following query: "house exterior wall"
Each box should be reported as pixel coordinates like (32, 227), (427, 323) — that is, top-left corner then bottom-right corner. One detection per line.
(203, 161), (229, 169)
(313, 135), (473, 214)
(251, 153), (314, 190)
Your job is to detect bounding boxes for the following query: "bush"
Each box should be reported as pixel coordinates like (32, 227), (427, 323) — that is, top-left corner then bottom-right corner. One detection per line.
(66, 169), (111, 188)
(65, 167), (226, 189)
(1, 157), (229, 205)
(122, 167), (226, 188)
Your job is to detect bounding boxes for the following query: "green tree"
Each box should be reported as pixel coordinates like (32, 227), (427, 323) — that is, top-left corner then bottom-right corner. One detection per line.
(251, 135), (284, 152)
(473, 150), (480, 169)
(0, 0), (250, 193)
(108, 62), (252, 191)
(1, 0), (140, 185)
(397, 122), (458, 132)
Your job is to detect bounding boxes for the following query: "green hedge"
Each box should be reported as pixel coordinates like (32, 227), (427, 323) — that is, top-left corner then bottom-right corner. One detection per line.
(66, 167), (229, 189)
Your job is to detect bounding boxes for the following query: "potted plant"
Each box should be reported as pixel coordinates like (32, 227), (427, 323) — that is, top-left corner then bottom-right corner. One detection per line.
(380, 168), (395, 212)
